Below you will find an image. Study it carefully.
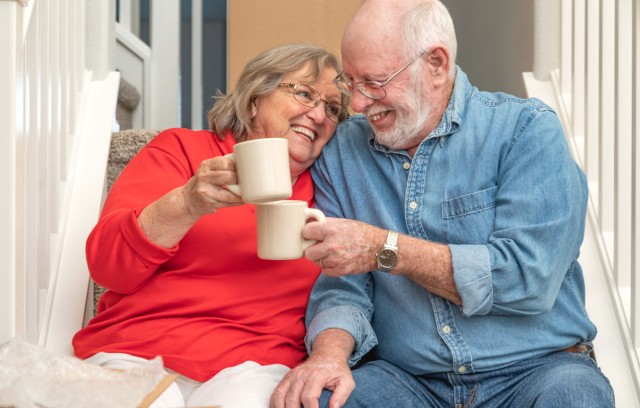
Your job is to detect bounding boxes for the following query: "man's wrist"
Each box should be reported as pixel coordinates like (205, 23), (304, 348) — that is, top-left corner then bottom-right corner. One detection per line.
(376, 230), (399, 272)
(312, 328), (356, 363)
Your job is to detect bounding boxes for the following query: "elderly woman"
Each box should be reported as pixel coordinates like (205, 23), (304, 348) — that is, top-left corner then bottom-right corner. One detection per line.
(72, 44), (349, 407)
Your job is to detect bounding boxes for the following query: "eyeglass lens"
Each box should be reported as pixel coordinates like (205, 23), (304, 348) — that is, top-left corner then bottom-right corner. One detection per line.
(283, 83), (347, 123)
(335, 50), (427, 100)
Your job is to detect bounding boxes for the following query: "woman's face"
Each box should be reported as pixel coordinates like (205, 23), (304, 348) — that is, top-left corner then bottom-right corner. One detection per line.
(251, 64), (342, 179)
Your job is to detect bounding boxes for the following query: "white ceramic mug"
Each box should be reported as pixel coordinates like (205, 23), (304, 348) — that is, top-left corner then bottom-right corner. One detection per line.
(225, 138), (292, 203)
(256, 200), (326, 260)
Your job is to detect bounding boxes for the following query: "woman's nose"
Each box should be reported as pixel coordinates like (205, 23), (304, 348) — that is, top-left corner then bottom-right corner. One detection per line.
(306, 102), (328, 124)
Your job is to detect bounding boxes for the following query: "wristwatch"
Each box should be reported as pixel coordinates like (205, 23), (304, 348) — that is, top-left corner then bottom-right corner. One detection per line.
(376, 230), (399, 272)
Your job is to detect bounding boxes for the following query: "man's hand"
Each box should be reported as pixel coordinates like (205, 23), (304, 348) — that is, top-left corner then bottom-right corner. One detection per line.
(303, 218), (385, 276)
(270, 354), (354, 408)
(271, 329), (356, 408)
(303, 217), (461, 304)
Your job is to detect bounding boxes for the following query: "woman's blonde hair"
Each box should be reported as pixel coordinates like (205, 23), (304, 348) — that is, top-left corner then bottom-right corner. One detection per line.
(208, 44), (349, 142)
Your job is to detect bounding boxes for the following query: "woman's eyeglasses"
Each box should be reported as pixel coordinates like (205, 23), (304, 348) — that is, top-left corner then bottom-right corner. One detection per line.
(279, 83), (349, 124)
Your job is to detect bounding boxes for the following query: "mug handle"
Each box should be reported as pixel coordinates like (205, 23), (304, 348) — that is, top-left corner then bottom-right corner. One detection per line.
(222, 153), (242, 196)
(302, 208), (326, 250)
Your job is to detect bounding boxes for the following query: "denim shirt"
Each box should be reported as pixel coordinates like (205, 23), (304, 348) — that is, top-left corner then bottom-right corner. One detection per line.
(307, 67), (597, 375)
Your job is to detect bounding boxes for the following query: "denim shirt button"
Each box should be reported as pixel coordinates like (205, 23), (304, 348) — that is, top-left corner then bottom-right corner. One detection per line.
(403, 162), (411, 170)
(442, 325), (451, 334)
(409, 201), (418, 210)
(457, 365), (466, 374)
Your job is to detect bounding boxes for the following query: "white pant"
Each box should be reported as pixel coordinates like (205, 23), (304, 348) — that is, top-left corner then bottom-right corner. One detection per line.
(86, 352), (290, 408)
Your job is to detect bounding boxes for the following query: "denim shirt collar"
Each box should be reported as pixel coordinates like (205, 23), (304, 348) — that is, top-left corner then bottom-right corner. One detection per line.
(368, 66), (469, 153)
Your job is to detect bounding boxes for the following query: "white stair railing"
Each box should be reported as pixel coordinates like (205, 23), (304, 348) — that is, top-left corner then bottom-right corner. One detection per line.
(524, 0), (640, 406)
(0, 0), (119, 355)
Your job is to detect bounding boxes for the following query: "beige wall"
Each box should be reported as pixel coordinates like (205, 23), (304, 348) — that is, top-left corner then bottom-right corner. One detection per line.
(228, 0), (533, 98)
(228, 1), (361, 89)
(443, 0), (533, 98)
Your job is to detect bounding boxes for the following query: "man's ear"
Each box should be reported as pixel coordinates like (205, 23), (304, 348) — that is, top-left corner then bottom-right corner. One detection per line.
(426, 45), (450, 83)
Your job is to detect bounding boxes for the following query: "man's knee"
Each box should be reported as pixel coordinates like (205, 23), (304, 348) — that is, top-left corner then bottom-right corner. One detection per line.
(533, 358), (614, 407)
(317, 360), (432, 408)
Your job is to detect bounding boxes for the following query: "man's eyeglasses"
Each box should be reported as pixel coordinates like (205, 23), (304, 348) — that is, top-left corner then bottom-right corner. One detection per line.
(279, 83), (349, 124)
(333, 50), (428, 100)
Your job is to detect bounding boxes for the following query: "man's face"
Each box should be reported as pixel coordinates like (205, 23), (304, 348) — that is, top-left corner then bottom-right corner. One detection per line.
(344, 55), (433, 151)
(366, 68), (432, 150)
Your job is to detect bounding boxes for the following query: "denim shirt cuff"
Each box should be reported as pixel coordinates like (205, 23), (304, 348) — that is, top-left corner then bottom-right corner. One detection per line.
(449, 244), (493, 316)
(306, 305), (378, 367)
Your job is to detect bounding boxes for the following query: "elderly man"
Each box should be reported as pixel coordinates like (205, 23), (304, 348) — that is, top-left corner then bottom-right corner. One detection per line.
(271, 0), (615, 407)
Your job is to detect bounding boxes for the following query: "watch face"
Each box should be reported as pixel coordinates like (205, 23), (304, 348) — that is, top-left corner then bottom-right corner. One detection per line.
(377, 248), (398, 269)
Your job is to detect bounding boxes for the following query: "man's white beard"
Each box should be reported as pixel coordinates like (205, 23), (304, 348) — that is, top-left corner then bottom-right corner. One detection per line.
(370, 73), (432, 150)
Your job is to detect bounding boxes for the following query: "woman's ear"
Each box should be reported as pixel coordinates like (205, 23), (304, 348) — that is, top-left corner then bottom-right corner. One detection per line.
(251, 97), (258, 118)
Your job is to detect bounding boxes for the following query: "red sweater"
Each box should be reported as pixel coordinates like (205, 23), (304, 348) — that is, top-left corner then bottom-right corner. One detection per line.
(73, 128), (320, 382)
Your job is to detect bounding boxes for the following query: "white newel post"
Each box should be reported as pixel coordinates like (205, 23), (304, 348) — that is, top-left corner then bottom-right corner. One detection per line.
(150, 0), (180, 129)
(191, 0), (203, 130)
(0, 1), (21, 345)
(532, 0), (560, 81)
(86, 1), (116, 80)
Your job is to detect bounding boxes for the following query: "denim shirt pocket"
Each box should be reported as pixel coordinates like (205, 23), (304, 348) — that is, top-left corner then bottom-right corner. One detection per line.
(441, 186), (498, 244)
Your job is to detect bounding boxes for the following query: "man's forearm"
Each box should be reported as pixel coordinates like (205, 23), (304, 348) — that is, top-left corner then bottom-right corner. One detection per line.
(394, 234), (462, 304)
(310, 328), (356, 363)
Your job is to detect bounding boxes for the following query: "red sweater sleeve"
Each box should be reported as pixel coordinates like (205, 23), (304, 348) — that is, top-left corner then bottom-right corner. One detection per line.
(86, 128), (234, 293)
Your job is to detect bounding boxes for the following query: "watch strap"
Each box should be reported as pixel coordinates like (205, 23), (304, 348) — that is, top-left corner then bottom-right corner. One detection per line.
(376, 230), (399, 272)
(385, 230), (398, 248)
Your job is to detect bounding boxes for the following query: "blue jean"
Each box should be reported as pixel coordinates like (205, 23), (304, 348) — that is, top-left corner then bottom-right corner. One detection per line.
(319, 351), (614, 407)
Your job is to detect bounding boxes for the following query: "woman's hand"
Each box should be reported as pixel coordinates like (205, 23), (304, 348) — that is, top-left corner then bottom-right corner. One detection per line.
(181, 155), (244, 217)
(137, 155), (243, 248)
